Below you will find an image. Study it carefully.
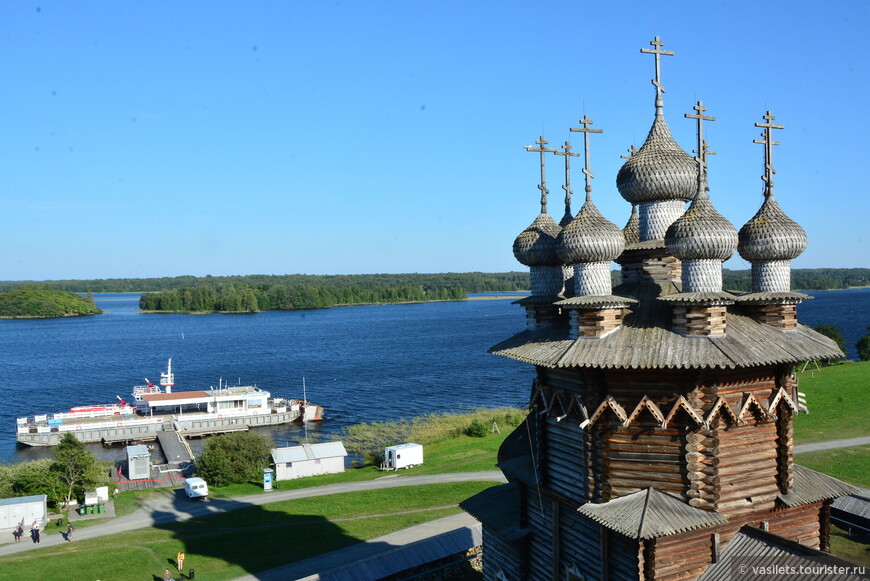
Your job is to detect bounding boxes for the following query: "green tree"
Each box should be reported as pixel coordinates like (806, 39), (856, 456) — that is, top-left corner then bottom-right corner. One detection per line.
(12, 459), (65, 506)
(196, 432), (272, 487)
(857, 327), (870, 361)
(814, 324), (846, 365)
(51, 434), (104, 507)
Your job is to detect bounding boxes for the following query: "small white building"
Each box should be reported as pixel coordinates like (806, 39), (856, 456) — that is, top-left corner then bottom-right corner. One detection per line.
(271, 441), (347, 481)
(0, 495), (47, 530)
(126, 444), (151, 480)
(384, 443), (424, 470)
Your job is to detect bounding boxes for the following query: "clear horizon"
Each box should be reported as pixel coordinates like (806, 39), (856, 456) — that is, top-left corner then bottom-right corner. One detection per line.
(1, 1), (867, 280)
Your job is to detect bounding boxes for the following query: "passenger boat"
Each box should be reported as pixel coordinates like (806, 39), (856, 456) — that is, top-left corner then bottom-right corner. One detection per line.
(16, 359), (324, 447)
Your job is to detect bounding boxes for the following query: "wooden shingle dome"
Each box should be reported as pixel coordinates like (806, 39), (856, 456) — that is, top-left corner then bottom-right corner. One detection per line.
(616, 114), (697, 206)
(513, 212), (562, 267)
(738, 195), (807, 262)
(666, 188), (737, 261)
(558, 199), (624, 265)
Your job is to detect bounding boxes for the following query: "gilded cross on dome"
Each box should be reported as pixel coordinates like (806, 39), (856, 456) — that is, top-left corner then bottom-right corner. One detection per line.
(554, 141), (580, 215)
(569, 115), (603, 202)
(754, 110), (783, 198)
(525, 136), (557, 212)
(641, 36), (674, 110)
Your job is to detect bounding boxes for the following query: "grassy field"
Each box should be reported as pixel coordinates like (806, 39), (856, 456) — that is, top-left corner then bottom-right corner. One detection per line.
(793, 361), (870, 443)
(0, 481), (497, 581)
(794, 445), (870, 488)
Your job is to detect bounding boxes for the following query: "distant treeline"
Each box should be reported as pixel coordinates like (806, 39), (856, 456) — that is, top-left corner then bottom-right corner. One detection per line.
(0, 272), (529, 294)
(0, 268), (867, 300)
(138, 283), (468, 312)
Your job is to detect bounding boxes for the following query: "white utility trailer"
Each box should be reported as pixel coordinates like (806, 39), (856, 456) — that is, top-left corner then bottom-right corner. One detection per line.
(383, 443), (424, 470)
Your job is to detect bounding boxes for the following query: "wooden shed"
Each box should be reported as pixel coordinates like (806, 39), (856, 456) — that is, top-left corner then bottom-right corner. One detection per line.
(0, 494), (47, 531)
(271, 441), (347, 481)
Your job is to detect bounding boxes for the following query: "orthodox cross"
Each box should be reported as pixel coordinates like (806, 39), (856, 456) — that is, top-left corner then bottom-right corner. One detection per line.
(620, 144), (638, 159)
(524, 136), (557, 212)
(569, 115), (603, 202)
(685, 101), (716, 175)
(754, 110), (783, 198)
(553, 141), (580, 217)
(641, 36), (674, 107)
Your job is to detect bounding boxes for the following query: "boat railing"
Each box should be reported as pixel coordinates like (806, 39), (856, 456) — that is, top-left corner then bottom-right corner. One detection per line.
(18, 416), (166, 435)
(51, 407), (134, 421)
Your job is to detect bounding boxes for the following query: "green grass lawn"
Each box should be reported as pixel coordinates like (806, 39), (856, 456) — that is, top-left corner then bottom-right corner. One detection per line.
(794, 445), (870, 488)
(0, 481), (497, 581)
(794, 361), (870, 443)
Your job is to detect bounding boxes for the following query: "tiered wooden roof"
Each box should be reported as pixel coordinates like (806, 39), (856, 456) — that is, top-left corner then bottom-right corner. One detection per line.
(491, 301), (841, 370)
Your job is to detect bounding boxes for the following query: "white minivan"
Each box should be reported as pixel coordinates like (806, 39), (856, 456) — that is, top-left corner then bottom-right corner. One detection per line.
(183, 477), (209, 500)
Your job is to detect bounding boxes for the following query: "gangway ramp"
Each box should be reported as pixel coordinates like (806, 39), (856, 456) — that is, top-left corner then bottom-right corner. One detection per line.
(156, 430), (194, 464)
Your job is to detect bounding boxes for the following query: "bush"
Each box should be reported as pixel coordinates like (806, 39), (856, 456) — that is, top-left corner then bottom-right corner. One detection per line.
(464, 420), (489, 438)
(196, 432), (272, 487)
(814, 324), (846, 365)
(857, 328), (870, 362)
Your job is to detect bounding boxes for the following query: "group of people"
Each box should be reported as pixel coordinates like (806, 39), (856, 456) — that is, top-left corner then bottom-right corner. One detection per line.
(11, 520), (40, 543)
(10, 519), (75, 544)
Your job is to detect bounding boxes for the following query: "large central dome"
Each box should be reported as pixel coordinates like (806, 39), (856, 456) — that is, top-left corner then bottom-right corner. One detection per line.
(616, 115), (698, 205)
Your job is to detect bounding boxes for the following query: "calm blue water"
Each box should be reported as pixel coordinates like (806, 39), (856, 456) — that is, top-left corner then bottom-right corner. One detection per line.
(0, 288), (866, 464)
(0, 294), (533, 463)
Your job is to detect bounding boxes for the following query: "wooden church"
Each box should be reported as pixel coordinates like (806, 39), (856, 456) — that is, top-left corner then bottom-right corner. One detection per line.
(462, 38), (857, 581)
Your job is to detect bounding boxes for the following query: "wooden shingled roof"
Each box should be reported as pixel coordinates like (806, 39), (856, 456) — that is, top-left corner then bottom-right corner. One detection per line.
(490, 296), (842, 370)
(777, 465), (858, 508)
(698, 526), (864, 581)
(577, 487), (728, 540)
(460, 483), (526, 541)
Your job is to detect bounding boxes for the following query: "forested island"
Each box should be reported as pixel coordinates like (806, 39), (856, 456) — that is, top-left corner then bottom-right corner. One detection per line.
(138, 283), (469, 312)
(0, 286), (102, 318)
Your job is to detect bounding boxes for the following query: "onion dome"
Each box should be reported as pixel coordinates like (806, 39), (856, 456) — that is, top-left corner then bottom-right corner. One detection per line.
(738, 193), (806, 261)
(616, 115), (698, 204)
(558, 200), (625, 264)
(513, 212), (562, 267)
(623, 204), (640, 245)
(665, 188), (738, 260)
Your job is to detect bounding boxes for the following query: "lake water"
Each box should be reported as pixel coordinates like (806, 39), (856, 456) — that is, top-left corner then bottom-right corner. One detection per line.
(0, 288), (866, 464)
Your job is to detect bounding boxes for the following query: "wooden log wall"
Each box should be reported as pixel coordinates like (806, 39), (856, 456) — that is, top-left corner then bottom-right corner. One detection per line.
(608, 426), (690, 500)
(644, 501), (825, 581)
(617, 247), (682, 286)
(774, 405), (794, 493)
(558, 507), (604, 581)
(607, 529), (642, 581)
(672, 305), (727, 336)
(481, 529), (525, 581)
(526, 493), (556, 581)
(741, 303), (798, 330)
(650, 529), (714, 581)
(545, 415), (588, 504)
(715, 421), (780, 516)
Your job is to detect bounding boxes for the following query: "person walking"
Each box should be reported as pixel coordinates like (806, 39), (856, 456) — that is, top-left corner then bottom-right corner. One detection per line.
(30, 520), (40, 544)
(13, 521), (23, 542)
(177, 551), (185, 571)
(66, 521), (75, 542)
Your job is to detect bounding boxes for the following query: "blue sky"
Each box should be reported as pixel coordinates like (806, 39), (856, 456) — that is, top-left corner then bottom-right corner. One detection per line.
(1, 1), (867, 280)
